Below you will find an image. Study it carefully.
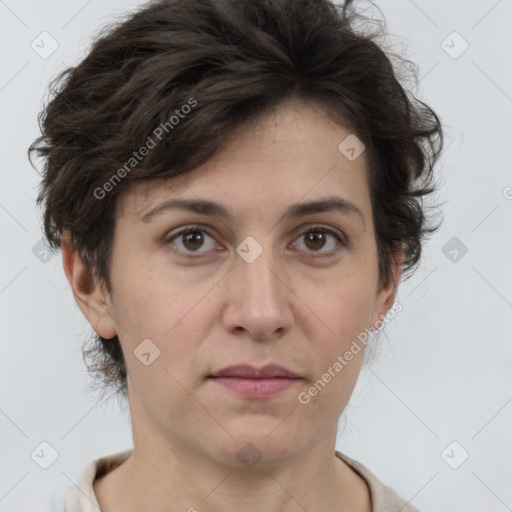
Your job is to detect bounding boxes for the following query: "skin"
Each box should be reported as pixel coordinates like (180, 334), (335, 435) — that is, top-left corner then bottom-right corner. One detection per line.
(62, 97), (403, 512)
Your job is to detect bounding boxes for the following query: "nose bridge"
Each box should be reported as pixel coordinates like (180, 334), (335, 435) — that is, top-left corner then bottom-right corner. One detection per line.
(236, 236), (282, 303)
(227, 234), (291, 338)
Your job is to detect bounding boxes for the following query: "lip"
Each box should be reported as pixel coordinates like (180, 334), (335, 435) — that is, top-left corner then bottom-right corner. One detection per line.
(210, 364), (300, 379)
(208, 364), (302, 398)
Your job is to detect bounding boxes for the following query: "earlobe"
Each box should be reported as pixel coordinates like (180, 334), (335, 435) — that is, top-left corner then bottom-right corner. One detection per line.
(61, 230), (117, 339)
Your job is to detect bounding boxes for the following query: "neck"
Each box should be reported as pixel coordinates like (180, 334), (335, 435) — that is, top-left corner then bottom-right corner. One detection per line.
(93, 387), (371, 512)
(95, 431), (370, 512)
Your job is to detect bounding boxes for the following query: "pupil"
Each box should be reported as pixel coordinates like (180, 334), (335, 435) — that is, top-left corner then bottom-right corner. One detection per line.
(307, 232), (325, 250)
(181, 231), (326, 252)
(184, 231), (203, 250)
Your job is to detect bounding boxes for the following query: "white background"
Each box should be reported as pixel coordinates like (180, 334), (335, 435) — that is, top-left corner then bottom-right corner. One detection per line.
(1, 1), (511, 511)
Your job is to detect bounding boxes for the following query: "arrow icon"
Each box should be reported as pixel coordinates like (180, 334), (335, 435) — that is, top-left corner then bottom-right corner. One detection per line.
(441, 31), (469, 59)
(237, 442), (262, 467)
(442, 236), (468, 263)
(236, 236), (262, 263)
(134, 339), (160, 366)
(441, 441), (469, 469)
(31, 441), (59, 469)
(338, 134), (365, 161)
(32, 239), (54, 262)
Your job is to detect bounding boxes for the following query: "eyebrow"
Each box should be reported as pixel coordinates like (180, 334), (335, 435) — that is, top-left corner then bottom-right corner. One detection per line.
(141, 195), (365, 229)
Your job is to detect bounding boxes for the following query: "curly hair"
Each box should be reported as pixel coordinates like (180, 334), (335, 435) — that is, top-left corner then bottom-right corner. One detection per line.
(28, 0), (444, 403)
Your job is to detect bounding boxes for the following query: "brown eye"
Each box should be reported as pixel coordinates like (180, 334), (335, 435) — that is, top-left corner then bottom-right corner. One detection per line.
(293, 226), (344, 256)
(182, 230), (205, 251)
(166, 224), (345, 260)
(304, 231), (327, 251)
(167, 226), (218, 257)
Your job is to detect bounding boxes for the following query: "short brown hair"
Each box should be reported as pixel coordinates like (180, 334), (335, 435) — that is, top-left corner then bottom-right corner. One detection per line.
(29, 0), (444, 402)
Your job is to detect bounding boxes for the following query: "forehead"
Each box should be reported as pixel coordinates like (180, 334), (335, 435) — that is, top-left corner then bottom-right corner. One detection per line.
(116, 98), (369, 220)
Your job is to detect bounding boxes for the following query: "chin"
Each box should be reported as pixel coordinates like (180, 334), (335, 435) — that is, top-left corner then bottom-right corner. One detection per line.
(211, 428), (306, 469)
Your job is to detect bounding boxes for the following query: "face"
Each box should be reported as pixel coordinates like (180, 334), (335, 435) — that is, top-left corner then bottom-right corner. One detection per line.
(76, 98), (400, 467)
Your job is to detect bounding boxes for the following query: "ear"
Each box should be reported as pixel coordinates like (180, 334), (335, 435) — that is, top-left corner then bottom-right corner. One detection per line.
(370, 244), (404, 330)
(61, 230), (117, 339)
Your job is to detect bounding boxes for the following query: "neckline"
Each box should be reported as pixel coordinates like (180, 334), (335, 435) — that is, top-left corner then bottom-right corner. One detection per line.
(87, 449), (376, 511)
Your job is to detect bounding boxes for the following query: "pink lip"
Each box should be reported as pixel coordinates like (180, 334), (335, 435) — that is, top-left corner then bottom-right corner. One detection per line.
(208, 364), (301, 398)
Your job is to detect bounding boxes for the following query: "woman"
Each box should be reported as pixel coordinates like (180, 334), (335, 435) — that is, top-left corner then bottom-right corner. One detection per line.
(29, 0), (444, 510)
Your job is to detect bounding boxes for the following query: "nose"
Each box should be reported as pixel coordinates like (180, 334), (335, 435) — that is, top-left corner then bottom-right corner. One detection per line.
(221, 244), (294, 341)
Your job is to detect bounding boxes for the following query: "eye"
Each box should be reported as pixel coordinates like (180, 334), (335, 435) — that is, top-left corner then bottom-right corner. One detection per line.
(291, 225), (345, 257)
(166, 224), (345, 259)
(166, 226), (218, 258)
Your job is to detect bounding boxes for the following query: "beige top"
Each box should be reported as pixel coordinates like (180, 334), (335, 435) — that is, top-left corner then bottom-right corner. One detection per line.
(64, 449), (420, 512)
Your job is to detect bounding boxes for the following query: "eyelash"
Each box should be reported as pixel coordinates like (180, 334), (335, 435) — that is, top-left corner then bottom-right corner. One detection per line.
(165, 224), (346, 260)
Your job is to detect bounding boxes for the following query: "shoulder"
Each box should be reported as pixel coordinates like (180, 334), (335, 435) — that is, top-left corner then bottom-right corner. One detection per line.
(63, 449), (133, 512)
(335, 451), (421, 512)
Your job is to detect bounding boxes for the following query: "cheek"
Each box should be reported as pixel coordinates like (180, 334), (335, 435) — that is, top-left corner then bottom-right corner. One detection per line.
(109, 257), (198, 338)
(298, 311), (367, 417)
(110, 269), (214, 386)
(305, 273), (375, 343)
(298, 276), (374, 396)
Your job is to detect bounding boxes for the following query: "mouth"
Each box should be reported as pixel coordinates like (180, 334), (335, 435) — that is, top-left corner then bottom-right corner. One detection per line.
(208, 364), (302, 399)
